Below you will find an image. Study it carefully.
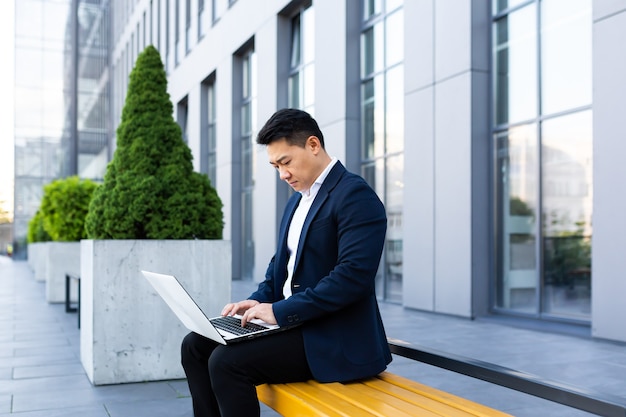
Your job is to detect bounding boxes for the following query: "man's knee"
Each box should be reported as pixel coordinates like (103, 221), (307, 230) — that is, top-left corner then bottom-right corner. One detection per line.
(181, 332), (211, 367)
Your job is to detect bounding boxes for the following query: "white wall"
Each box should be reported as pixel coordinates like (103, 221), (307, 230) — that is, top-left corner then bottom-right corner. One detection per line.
(403, 0), (476, 317)
(591, 0), (626, 342)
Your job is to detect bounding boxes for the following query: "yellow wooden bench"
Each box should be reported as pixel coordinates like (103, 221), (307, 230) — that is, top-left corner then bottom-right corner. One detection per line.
(257, 371), (512, 417)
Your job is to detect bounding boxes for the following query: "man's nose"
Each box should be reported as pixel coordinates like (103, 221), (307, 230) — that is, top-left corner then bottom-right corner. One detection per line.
(279, 168), (290, 180)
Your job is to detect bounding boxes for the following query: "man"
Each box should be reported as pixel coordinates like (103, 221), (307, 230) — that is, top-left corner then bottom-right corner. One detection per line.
(181, 108), (391, 416)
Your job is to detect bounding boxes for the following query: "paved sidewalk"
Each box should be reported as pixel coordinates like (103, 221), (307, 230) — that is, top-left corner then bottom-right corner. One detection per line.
(1, 255), (625, 416)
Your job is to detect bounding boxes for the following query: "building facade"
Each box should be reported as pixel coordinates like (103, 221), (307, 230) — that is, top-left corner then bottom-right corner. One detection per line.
(14, 0), (626, 343)
(12, 0), (110, 253)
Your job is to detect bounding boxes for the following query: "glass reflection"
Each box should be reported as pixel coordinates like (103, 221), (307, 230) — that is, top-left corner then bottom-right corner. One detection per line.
(361, 25), (383, 77)
(541, 0), (591, 115)
(385, 154), (403, 303)
(541, 111), (592, 319)
(493, 3), (537, 125)
(386, 66), (404, 154)
(361, 75), (385, 159)
(385, 9), (403, 68)
(495, 124), (538, 313)
(493, 0), (528, 14)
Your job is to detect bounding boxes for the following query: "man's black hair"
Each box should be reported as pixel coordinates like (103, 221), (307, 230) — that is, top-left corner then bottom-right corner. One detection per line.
(256, 108), (325, 148)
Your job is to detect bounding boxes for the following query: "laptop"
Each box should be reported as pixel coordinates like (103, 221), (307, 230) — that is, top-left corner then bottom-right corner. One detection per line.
(141, 270), (287, 345)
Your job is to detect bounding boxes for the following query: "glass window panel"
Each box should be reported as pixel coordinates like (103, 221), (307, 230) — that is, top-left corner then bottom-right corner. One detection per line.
(541, 111), (592, 319)
(241, 189), (254, 278)
(493, 3), (537, 125)
(15, 49), (43, 88)
(14, 88), (43, 130)
(290, 14), (301, 69)
(302, 7), (315, 65)
(493, 0), (528, 14)
(241, 55), (250, 99)
(385, 9), (403, 68)
(361, 75), (385, 159)
(303, 64), (315, 109)
(43, 1), (70, 42)
(495, 124), (538, 313)
(288, 73), (300, 109)
(242, 137), (254, 187)
(385, 65), (404, 154)
(361, 25), (384, 78)
(213, 0), (228, 22)
(43, 50), (66, 89)
(363, 0), (382, 20)
(385, 154), (403, 303)
(386, 0), (403, 13)
(541, 0), (591, 115)
(362, 160), (384, 203)
(15, 0), (43, 38)
(241, 102), (251, 136)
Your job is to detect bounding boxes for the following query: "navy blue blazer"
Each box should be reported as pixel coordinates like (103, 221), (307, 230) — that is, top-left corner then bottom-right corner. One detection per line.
(249, 162), (392, 382)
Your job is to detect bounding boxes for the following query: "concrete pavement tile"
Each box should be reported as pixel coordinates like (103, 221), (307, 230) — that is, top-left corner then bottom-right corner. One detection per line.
(12, 388), (105, 413)
(0, 374), (93, 396)
(13, 363), (86, 379)
(0, 368), (11, 380)
(104, 398), (192, 417)
(0, 395), (10, 414)
(2, 352), (79, 368)
(14, 344), (76, 358)
(0, 404), (109, 417)
(12, 380), (180, 413)
(166, 379), (190, 397)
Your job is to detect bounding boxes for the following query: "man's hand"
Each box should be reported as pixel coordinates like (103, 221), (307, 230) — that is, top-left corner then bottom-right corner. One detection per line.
(221, 299), (260, 317)
(240, 303), (277, 327)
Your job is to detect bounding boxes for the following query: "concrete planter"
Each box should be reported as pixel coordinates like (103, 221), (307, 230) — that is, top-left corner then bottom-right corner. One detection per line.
(80, 239), (231, 385)
(45, 241), (80, 303)
(27, 242), (47, 282)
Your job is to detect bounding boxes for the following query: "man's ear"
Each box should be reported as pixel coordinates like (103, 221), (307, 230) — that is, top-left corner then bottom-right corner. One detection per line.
(306, 136), (322, 154)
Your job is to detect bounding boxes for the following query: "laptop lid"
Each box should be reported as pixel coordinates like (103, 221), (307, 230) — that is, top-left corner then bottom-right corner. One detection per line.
(140, 270), (283, 345)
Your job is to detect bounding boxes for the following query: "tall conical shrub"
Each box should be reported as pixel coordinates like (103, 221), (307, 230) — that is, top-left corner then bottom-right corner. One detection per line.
(85, 45), (223, 239)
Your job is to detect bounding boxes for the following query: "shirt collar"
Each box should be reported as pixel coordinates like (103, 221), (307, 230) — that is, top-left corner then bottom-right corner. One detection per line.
(300, 157), (338, 198)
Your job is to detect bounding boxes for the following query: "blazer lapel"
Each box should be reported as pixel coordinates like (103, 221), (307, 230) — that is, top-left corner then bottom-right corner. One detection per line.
(292, 162), (346, 273)
(276, 193), (301, 292)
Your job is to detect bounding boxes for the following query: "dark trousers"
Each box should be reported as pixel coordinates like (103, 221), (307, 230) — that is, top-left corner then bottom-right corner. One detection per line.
(181, 327), (313, 417)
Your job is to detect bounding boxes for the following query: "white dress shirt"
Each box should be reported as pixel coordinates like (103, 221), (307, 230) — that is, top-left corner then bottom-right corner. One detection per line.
(283, 157), (338, 299)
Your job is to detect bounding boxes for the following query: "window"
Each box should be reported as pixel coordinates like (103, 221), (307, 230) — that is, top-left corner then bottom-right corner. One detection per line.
(198, 0), (205, 39)
(185, 0), (191, 54)
(213, 0), (228, 23)
(165, 0), (170, 72)
(175, 0), (181, 65)
(493, 0), (592, 321)
(360, 0), (404, 303)
(177, 96), (188, 144)
(288, 4), (315, 114)
(233, 42), (258, 279)
(201, 73), (217, 185)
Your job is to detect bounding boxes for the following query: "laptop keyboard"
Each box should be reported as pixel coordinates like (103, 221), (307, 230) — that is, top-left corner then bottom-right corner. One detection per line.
(211, 315), (267, 336)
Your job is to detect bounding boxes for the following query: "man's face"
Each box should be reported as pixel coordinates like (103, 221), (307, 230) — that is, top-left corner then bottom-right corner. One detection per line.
(266, 137), (323, 192)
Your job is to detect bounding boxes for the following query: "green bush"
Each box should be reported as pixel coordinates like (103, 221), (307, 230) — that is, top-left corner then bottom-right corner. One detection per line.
(39, 176), (98, 242)
(27, 210), (52, 243)
(85, 45), (223, 239)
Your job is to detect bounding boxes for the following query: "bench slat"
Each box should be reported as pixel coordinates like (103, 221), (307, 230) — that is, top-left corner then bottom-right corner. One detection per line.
(257, 381), (374, 417)
(315, 380), (442, 417)
(362, 376), (484, 417)
(257, 371), (513, 417)
(377, 372), (513, 417)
